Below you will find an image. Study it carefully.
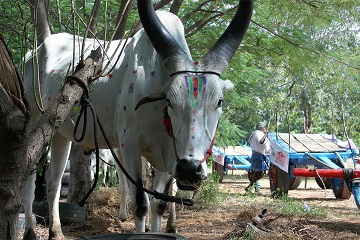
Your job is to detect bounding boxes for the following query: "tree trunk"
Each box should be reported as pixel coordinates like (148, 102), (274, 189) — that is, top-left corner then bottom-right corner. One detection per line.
(169, 0), (183, 14)
(67, 144), (92, 203)
(302, 88), (312, 134)
(28, 0), (52, 45)
(113, 0), (135, 40)
(87, 0), (102, 38)
(0, 33), (103, 238)
(0, 35), (30, 240)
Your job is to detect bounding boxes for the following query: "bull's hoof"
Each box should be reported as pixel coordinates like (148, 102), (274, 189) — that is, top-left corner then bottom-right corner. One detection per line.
(116, 215), (127, 222)
(166, 225), (177, 234)
(23, 228), (37, 240)
(49, 230), (66, 240)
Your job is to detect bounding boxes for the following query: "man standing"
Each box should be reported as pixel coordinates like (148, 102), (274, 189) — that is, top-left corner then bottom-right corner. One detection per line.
(245, 122), (270, 193)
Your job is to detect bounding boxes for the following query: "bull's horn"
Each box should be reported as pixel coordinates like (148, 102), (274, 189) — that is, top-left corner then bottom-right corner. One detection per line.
(203, 0), (253, 73)
(137, 0), (190, 64)
(135, 92), (166, 111)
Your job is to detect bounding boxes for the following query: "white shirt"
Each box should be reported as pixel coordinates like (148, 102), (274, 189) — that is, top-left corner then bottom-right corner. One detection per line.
(249, 130), (270, 155)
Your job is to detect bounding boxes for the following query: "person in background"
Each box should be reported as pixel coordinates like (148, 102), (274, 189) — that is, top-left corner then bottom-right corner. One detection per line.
(245, 122), (270, 194)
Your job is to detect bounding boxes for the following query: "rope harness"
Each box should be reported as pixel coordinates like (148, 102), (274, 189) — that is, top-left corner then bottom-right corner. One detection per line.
(68, 76), (193, 207)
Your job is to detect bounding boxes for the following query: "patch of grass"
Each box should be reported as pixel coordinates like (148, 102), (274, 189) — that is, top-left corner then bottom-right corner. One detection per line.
(271, 194), (329, 216)
(183, 172), (225, 209)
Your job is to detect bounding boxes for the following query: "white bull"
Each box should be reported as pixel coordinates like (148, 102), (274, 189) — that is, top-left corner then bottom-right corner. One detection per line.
(23, 0), (253, 238)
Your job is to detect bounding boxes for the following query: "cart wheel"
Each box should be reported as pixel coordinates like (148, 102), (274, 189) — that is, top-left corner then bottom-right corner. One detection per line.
(289, 177), (302, 190)
(332, 178), (352, 199)
(269, 163), (289, 198)
(213, 162), (224, 183)
(315, 177), (332, 189)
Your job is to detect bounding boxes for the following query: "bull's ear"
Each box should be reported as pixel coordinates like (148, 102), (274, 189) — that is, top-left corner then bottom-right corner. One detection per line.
(135, 91), (166, 110)
(221, 79), (234, 93)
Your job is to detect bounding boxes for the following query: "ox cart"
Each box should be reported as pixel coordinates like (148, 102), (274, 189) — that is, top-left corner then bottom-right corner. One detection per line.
(268, 132), (360, 209)
(212, 145), (253, 182)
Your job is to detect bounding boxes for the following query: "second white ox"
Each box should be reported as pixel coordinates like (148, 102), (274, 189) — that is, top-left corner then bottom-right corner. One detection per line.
(23, 0), (253, 239)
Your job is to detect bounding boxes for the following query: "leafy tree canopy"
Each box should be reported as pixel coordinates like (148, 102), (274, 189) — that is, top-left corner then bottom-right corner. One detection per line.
(1, 0), (359, 146)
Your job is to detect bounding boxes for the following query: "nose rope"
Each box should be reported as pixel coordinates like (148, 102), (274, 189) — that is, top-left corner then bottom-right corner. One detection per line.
(201, 132), (216, 163)
(163, 106), (216, 163)
(162, 106), (180, 160)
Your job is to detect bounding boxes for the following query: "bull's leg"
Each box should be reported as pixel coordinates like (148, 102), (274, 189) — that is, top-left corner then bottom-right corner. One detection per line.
(114, 150), (128, 221)
(122, 152), (149, 232)
(127, 180), (149, 232)
(46, 133), (71, 240)
(166, 179), (177, 233)
(23, 172), (37, 239)
(142, 158), (153, 231)
(150, 172), (173, 232)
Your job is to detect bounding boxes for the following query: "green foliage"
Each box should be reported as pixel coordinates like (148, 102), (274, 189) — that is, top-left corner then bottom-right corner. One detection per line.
(191, 172), (225, 209)
(94, 165), (119, 190)
(1, 0), (360, 144)
(106, 165), (119, 186)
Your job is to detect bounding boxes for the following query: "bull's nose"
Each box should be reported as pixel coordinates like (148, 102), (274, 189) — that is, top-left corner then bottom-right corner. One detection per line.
(176, 159), (206, 181)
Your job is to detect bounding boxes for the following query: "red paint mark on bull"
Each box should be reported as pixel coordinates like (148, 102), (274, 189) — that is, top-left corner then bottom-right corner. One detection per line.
(193, 78), (199, 100)
(185, 75), (206, 110)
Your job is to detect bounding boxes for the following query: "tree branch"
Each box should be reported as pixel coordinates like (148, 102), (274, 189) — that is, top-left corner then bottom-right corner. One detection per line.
(87, 0), (102, 37)
(251, 20), (360, 71)
(113, 0), (135, 40)
(27, 47), (103, 167)
(28, 0), (51, 45)
(169, 0), (183, 15)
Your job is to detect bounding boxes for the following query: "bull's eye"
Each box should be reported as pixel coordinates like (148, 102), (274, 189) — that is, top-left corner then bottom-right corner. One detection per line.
(165, 99), (172, 108)
(216, 99), (223, 109)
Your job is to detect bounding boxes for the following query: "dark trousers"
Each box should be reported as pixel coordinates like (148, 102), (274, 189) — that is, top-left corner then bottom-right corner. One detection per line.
(245, 171), (264, 191)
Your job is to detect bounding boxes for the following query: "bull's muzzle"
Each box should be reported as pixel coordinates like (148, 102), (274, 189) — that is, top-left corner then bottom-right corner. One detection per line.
(175, 159), (207, 190)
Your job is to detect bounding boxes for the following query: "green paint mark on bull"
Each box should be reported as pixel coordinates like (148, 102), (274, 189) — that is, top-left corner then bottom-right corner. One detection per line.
(186, 75), (206, 110)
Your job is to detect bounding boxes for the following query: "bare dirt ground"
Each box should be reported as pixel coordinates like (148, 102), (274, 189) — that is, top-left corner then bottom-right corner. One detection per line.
(18, 173), (360, 240)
